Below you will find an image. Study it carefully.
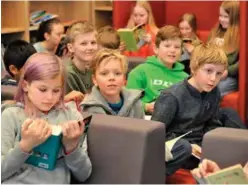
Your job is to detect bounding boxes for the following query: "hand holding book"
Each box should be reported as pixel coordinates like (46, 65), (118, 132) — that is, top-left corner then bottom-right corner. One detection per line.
(191, 159), (248, 184)
(20, 118), (52, 153)
(61, 120), (85, 154)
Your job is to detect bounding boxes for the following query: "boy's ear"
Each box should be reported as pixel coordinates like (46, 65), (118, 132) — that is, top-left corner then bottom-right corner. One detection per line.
(67, 43), (74, 53)
(44, 32), (50, 41)
(9, 65), (19, 77)
(92, 74), (97, 86)
(153, 44), (158, 55)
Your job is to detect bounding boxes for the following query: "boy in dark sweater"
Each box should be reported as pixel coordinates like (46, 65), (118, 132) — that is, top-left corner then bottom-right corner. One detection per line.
(152, 43), (246, 146)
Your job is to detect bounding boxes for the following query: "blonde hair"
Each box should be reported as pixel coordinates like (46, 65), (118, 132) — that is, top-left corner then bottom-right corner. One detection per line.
(127, 1), (158, 31)
(155, 25), (182, 48)
(91, 49), (128, 75)
(190, 43), (228, 73)
(66, 20), (97, 43)
(178, 13), (197, 33)
(208, 1), (240, 53)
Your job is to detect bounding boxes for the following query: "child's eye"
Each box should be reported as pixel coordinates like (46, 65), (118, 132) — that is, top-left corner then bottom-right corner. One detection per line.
(53, 89), (61, 93)
(175, 46), (181, 49)
(91, 41), (97, 45)
(206, 69), (213, 74)
(115, 72), (122, 76)
(217, 72), (223, 76)
(81, 42), (87, 46)
(100, 72), (107, 76)
(39, 88), (47, 92)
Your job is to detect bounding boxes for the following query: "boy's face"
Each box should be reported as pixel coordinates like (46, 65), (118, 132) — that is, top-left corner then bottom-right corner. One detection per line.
(69, 32), (98, 63)
(23, 75), (62, 112)
(46, 23), (64, 47)
(192, 63), (225, 92)
(154, 38), (182, 68)
(93, 58), (126, 100)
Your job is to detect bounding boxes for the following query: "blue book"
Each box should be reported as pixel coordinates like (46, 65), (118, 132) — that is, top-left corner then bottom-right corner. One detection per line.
(25, 125), (62, 171)
(25, 115), (92, 171)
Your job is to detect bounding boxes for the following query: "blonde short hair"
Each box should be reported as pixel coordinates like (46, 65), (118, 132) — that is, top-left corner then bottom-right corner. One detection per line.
(91, 49), (128, 75)
(190, 43), (228, 73)
(66, 21), (96, 43)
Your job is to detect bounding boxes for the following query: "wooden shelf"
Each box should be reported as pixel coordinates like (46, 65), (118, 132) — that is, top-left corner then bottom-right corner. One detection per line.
(29, 21), (76, 31)
(1, 27), (25, 34)
(94, 6), (113, 11)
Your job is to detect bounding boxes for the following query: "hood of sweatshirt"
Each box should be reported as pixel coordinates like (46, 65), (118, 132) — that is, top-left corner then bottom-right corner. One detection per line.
(81, 86), (143, 115)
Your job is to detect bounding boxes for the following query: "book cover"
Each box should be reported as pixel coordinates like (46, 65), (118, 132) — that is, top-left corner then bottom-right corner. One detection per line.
(205, 164), (248, 184)
(193, 164), (248, 184)
(25, 125), (62, 171)
(117, 24), (145, 51)
(25, 115), (92, 171)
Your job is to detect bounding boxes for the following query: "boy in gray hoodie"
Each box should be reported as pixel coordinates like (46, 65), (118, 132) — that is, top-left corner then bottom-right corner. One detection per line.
(81, 49), (144, 119)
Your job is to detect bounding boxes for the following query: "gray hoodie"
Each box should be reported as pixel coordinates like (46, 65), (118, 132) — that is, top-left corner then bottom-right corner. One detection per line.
(1, 103), (92, 184)
(80, 86), (145, 119)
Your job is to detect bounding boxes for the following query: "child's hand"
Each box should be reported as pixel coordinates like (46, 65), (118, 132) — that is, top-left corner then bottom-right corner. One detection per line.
(64, 90), (85, 103)
(191, 159), (221, 178)
(145, 102), (155, 113)
(119, 42), (126, 52)
(184, 43), (195, 53)
(61, 120), (85, 154)
(142, 33), (152, 43)
(20, 119), (52, 153)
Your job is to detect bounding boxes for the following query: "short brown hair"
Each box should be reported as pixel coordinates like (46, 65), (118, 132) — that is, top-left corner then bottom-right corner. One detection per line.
(91, 49), (128, 75)
(155, 25), (182, 47)
(97, 26), (120, 49)
(66, 20), (96, 43)
(190, 43), (228, 73)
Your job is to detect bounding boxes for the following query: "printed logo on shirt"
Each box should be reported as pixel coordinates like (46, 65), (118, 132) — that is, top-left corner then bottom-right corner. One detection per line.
(151, 79), (173, 88)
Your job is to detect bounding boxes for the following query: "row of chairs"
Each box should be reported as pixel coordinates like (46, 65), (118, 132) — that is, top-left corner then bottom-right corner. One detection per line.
(86, 114), (248, 183)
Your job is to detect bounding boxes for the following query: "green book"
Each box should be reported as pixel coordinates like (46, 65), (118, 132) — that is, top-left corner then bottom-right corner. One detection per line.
(206, 164), (248, 184)
(117, 24), (145, 51)
(193, 164), (248, 184)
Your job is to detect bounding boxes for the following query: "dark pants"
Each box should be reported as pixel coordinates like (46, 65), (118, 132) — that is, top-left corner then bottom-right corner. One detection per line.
(166, 139), (192, 176)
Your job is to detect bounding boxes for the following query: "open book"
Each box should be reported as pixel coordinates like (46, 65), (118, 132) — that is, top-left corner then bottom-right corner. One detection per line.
(117, 24), (145, 51)
(193, 164), (248, 184)
(25, 115), (92, 171)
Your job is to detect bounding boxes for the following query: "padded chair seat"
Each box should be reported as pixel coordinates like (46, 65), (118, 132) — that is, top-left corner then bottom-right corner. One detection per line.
(220, 91), (239, 112)
(202, 127), (248, 168)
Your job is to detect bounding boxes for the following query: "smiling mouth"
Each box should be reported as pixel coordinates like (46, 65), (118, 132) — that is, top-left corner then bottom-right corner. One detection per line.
(107, 85), (117, 87)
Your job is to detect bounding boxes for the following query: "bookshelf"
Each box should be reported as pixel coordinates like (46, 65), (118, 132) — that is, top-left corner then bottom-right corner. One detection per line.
(92, 1), (113, 29)
(1, 1), (92, 44)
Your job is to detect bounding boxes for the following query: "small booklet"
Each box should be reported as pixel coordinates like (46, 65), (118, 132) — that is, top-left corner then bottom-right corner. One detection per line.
(193, 164), (248, 184)
(166, 130), (193, 152)
(25, 115), (92, 171)
(117, 24), (145, 51)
